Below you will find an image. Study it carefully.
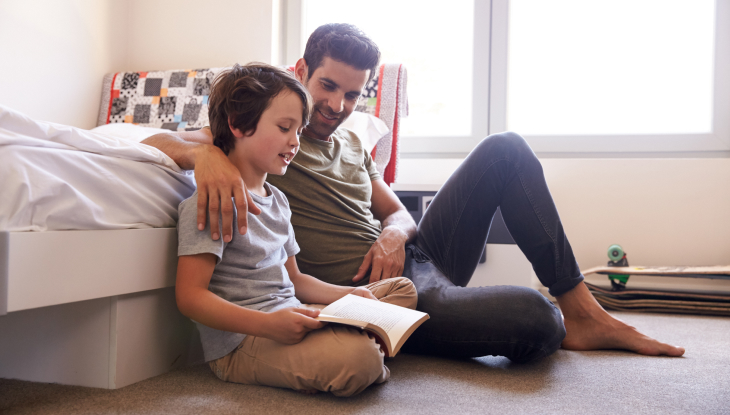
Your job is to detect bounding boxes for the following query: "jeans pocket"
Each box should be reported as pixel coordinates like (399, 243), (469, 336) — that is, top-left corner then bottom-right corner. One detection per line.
(408, 244), (432, 264)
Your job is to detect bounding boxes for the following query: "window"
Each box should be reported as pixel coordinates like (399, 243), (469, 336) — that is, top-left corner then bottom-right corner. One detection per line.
(289, 0), (488, 154)
(507, 0), (714, 136)
(289, 0), (730, 155)
(302, 0), (475, 138)
(491, 0), (730, 153)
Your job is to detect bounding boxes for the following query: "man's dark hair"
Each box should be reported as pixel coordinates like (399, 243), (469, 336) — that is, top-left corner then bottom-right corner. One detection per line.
(303, 23), (381, 82)
(208, 63), (313, 155)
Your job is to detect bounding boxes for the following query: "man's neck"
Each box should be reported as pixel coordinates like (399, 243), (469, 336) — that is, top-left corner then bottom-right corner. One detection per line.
(302, 127), (333, 142)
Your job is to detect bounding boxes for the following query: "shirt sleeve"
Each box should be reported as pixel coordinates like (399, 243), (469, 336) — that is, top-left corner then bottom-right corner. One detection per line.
(283, 221), (300, 257)
(177, 194), (226, 263)
(364, 148), (382, 182)
(277, 190), (300, 257)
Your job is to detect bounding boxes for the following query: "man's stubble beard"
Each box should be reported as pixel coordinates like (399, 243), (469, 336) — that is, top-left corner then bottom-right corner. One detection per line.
(304, 103), (347, 141)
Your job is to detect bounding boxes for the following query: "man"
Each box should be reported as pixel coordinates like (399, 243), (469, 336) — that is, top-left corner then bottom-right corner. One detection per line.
(143, 23), (684, 361)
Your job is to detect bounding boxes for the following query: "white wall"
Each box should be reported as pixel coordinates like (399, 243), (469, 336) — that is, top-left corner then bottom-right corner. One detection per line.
(125, 0), (279, 72)
(1, 0), (726, 275)
(396, 158), (730, 272)
(0, 0), (128, 129)
(0, 0), (278, 129)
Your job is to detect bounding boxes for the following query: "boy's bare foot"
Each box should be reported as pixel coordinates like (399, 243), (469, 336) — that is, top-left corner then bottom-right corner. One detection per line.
(557, 282), (685, 357)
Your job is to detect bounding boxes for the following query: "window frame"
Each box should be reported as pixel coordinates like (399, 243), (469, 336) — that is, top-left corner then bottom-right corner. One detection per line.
(285, 0), (730, 156)
(490, 0), (730, 154)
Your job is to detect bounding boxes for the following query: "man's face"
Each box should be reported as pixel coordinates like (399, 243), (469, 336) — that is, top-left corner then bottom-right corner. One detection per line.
(297, 56), (370, 141)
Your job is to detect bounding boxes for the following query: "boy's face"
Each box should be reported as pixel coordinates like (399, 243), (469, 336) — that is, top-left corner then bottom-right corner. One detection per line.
(295, 56), (370, 141)
(233, 90), (303, 177)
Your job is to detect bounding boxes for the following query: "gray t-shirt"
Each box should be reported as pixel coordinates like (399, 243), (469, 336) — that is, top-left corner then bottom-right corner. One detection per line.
(177, 183), (302, 362)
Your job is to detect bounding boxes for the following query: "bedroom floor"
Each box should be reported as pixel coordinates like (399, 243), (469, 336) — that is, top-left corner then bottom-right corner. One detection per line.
(1, 311), (728, 415)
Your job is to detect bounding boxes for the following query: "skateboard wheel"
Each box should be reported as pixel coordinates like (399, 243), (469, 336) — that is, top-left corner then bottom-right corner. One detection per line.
(607, 244), (624, 262)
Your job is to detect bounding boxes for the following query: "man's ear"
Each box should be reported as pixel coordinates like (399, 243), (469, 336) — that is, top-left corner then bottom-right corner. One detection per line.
(228, 118), (246, 139)
(294, 58), (308, 83)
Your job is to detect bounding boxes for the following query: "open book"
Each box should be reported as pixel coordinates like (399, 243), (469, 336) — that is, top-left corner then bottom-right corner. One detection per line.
(315, 294), (429, 357)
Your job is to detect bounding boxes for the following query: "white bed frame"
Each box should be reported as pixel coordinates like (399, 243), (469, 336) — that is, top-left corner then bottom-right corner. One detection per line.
(0, 228), (203, 389)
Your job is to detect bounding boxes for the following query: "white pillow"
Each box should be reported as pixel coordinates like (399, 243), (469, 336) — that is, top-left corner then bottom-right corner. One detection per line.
(340, 112), (389, 154)
(94, 114), (390, 153)
(91, 123), (174, 143)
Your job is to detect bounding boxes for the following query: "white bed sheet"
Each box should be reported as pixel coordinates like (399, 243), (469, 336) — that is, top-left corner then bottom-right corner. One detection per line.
(0, 105), (196, 231)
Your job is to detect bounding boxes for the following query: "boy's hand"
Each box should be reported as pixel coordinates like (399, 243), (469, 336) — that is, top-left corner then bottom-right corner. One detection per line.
(194, 145), (261, 242)
(350, 287), (377, 301)
(263, 308), (325, 344)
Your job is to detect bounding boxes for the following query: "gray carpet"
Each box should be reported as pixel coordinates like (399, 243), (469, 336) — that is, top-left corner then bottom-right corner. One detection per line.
(2, 311), (729, 415)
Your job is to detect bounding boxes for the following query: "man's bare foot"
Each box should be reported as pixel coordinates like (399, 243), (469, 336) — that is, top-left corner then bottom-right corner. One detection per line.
(557, 282), (685, 357)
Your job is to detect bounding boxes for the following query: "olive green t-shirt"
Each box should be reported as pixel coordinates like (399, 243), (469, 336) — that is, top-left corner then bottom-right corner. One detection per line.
(266, 129), (382, 286)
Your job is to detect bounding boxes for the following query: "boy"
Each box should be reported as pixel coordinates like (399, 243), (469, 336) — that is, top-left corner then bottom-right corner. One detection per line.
(175, 63), (417, 397)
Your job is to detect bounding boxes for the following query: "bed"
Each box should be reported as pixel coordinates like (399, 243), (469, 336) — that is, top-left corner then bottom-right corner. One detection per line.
(0, 105), (199, 389)
(0, 64), (408, 389)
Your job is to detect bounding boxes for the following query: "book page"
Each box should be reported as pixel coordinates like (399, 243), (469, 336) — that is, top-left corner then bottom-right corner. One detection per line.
(320, 294), (428, 344)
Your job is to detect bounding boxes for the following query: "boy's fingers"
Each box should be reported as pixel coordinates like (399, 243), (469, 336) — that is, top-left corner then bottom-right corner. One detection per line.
(302, 319), (326, 330)
(293, 308), (325, 330)
(196, 188), (209, 231)
(293, 308), (320, 318)
(355, 289), (377, 300)
(208, 190), (221, 240)
(352, 250), (373, 282)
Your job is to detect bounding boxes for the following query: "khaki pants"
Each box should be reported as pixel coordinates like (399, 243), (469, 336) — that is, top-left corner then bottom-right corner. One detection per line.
(209, 277), (417, 397)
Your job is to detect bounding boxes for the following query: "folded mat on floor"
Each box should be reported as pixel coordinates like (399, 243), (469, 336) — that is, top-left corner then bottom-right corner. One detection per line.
(586, 283), (730, 316)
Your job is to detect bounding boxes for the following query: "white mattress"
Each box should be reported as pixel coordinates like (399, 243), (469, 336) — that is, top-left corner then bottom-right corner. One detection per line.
(0, 105), (196, 231)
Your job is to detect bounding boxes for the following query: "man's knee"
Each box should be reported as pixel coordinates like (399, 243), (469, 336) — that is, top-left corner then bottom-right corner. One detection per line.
(474, 131), (535, 162)
(509, 287), (565, 362)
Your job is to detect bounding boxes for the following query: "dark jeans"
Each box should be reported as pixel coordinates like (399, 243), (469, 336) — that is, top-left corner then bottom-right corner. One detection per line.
(401, 132), (584, 363)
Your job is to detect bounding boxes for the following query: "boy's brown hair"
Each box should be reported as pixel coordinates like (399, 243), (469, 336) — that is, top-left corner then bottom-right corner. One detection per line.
(208, 63), (313, 155)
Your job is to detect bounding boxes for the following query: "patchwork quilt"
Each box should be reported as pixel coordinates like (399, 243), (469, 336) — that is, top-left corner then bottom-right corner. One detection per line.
(97, 65), (405, 183)
(98, 68), (380, 132)
(98, 69), (222, 131)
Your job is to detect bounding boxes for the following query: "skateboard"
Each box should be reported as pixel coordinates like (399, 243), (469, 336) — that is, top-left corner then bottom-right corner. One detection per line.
(585, 244), (730, 290)
(583, 265), (730, 280)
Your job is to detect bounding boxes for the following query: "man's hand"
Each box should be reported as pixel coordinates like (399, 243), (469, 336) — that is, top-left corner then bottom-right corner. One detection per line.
(193, 145), (261, 241)
(262, 308), (325, 345)
(349, 287), (378, 300)
(353, 226), (409, 284)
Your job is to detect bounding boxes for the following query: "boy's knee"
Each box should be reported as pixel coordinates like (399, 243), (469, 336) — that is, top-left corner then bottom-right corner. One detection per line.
(391, 276), (418, 309)
(329, 331), (388, 397)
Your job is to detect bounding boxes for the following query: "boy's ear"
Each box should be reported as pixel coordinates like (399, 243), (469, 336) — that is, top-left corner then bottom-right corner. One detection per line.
(294, 58), (308, 83)
(228, 118), (246, 139)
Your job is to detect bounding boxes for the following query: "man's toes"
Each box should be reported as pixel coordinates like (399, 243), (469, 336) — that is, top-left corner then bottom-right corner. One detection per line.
(636, 338), (685, 357)
(664, 345), (685, 357)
